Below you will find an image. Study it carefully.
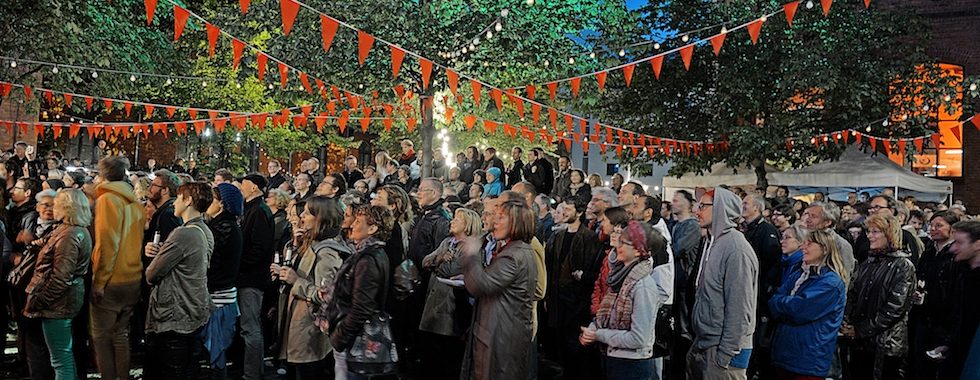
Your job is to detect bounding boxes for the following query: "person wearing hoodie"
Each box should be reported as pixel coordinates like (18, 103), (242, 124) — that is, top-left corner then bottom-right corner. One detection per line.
(271, 196), (350, 379)
(89, 156), (147, 380)
(482, 167), (503, 199)
(688, 187), (759, 380)
(841, 213), (916, 380)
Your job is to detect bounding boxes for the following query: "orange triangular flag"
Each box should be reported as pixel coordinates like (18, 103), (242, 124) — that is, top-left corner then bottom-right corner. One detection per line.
(464, 115), (476, 130)
(166, 106), (176, 118)
(444, 107), (454, 124)
(188, 109), (198, 119)
(206, 23), (220, 57)
(420, 59), (433, 90)
(532, 104), (541, 126)
(446, 70), (459, 98)
(173, 6), (190, 42)
(145, 104), (155, 118)
(821, 0), (833, 16)
(103, 99), (114, 111)
(650, 55), (664, 79)
(951, 125), (962, 142)
(491, 89), (503, 112)
(338, 110), (350, 133)
(256, 53), (268, 81)
(898, 140), (907, 153)
(784, 1), (800, 27)
(931, 133), (941, 149)
(299, 72), (312, 94)
(595, 71), (608, 92)
(313, 113), (327, 132)
(23, 85), (32, 100)
(470, 80), (482, 106)
(301, 104), (313, 117)
(239, 0), (250, 14)
(391, 47), (405, 78)
(144, 0), (157, 24)
(747, 19), (763, 44)
(278, 62), (289, 88)
(525, 85), (536, 100)
(358, 31), (374, 66)
(360, 113), (371, 133)
(710, 33), (727, 56)
(972, 115), (980, 131)
(320, 15), (338, 52)
(406, 118), (417, 132)
(547, 82), (558, 101)
(232, 39), (245, 70)
(570, 78), (581, 97)
(864, 0), (871, 8)
(250, 113), (267, 129)
(52, 125), (62, 137)
(549, 109), (558, 130)
(63, 93), (72, 106)
(679, 44), (694, 70)
(84, 96), (93, 111)
(622, 64), (635, 87)
(279, 0), (301, 36)
(913, 138), (923, 152)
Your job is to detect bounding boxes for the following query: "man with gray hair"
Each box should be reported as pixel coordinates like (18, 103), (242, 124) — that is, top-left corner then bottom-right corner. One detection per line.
(586, 187), (619, 233)
(739, 193), (781, 379)
(802, 202), (856, 275)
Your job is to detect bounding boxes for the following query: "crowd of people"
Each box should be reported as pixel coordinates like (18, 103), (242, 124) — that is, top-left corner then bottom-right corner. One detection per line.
(1, 138), (979, 380)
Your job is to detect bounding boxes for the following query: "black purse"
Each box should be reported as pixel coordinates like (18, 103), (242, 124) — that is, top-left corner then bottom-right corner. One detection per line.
(346, 251), (399, 376)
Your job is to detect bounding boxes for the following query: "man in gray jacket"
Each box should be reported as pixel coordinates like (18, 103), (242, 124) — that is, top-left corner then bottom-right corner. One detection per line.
(688, 187), (759, 380)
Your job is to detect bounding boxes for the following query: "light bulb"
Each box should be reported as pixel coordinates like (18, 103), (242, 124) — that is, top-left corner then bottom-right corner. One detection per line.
(92, 71), (98, 78)
(806, 0), (814, 9)
(494, 23), (502, 32)
(473, 37), (480, 45)
(619, 49), (626, 57)
(525, 0), (534, 5)
(944, 95), (952, 101)
(166, 78), (173, 85)
(9, 61), (16, 68)
(236, 83), (242, 89)
(902, 114), (908, 120)
(202, 81), (207, 87)
(811, 138), (817, 144)
(721, 26), (728, 34)
(501, 9), (509, 17)
(358, 84), (364, 89)
(760, 15), (768, 22)
(469, 44), (476, 50)
(970, 83), (978, 91)
(881, 119), (889, 126)
(543, 60), (549, 67)
(823, 136), (828, 141)
(681, 34), (689, 42)
(486, 31), (493, 39)
(51, 66), (59, 74)
(589, 52), (596, 58)
(483, 61), (490, 67)
(462, 47), (468, 54)
(866, 126), (872, 132)
(130, 75), (137, 82)
(653, 43), (660, 49)
(268, 84), (274, 89)
(568, 57), (575, 64)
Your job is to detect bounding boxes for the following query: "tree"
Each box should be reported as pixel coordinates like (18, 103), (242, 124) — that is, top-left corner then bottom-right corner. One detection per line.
(596, 0), (967, 187)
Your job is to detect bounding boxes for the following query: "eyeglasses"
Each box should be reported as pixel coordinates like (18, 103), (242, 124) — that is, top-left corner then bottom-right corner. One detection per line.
(868, 204), (888, 211)
(696, 202), (713, 209)
(12, 186), (26, 191)
(38, 203), (54, 208)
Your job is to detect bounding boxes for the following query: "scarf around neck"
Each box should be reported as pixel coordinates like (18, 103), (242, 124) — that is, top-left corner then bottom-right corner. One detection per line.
(598, 258), (653, 331)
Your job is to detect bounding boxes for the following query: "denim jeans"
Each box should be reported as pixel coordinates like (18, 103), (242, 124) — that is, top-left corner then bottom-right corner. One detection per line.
(89, 281), (141, 380)
(41, 318), (76, 380)
(238, 287), (265, 380)
(24, 317), (54, 379)
(604, 356), (656, 380)
(145, 331), (197, 380)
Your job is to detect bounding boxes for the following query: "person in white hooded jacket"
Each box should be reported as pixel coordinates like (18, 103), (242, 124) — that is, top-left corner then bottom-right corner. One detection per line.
(687, 187), (759, 380)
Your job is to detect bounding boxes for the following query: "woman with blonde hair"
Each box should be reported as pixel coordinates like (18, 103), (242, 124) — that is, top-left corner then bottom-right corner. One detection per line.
(419, 208), (482, 380)
(768, 229), (848, 379)
(842, 214), (915, 379)
(587, 173), (603, 189)
(24, 189), (92, 380)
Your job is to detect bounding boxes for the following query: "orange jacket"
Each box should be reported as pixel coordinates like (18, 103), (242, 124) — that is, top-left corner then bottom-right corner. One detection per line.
(92, 181), (146, 288)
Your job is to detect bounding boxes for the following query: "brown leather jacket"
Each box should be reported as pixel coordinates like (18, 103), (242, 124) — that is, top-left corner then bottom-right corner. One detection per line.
(25, 224), (92, 319)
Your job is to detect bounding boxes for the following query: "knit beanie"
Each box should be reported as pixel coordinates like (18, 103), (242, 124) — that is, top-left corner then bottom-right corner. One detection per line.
(216, 183), (244, 216)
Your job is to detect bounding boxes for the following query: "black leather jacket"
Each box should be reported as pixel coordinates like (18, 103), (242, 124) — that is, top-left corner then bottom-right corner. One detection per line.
(845, 248), (916, 357)
(327, 241), (390, 351)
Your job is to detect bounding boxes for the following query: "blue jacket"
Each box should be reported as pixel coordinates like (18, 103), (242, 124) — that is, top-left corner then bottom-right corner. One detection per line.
(769, 265), (846, 377)
(779, 250), (803, 287)
(482, 167), (504, 198)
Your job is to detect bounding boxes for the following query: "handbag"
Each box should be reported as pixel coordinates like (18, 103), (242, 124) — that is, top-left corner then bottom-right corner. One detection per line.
(346, 251), (399, 376)
(392, 257), (420, 300)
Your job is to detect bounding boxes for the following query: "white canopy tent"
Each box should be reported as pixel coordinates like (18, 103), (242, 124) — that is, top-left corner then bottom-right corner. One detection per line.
(662, 162), (777, 199)
(770, 148), (953, 203)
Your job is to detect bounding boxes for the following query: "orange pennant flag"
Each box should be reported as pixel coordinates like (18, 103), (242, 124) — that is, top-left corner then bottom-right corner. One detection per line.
(406, 118), (417, 133)
(864, 0), (871, 8)
(206, 23), (220, 57)
(570, 78), (581, 98)
(256, 53), (268, 81)
(250, 113), (267, 129)
(821, 0), (833, 16)
(232, 39), (245, 70)
(84, 97), (93, 111)
(470, 80), (482, 106)
(491, 88), (503, 112)
(299, 72), (312, 94)
(320, 15), (339, 53)
(313, 113), (327, 132)
(464, 115), (476, 130)
(747, 19), (764, 44)
(898, 140), (907, 153)
(278, 62), (289, 88)
(913, 138), (923, 153)
(360, 111), (371, 132)
(547, 82), (558, 101)
(358, 31), (374, 66)
(391, 47), (405, 78)
(103, 99), (114, 111)
(145, 104), (155, 118)
(446, 70), (459, 98)
(784, 1), (800, 27)
(549, 109), (558, 130)
(950, 125), (962, 142)
(525, 85), (536, 100)
(420, 59), (433, 90)
(338, 110), (350, 133)
(595, 71), (608, 92)
(301, 104), (313, 117)
(531, 104), (541, 126)
(279, 0), (301, 36)
(444, 107), (454, 124)
(679, 44), (694, 70)
(69, 123), (80, 138)
(166, 106), (176, 118)
(188, 109), (198, 119)
(710, 33), (727, 56)
(144, 0), (158, 24)
(63, 93), (72, 106)
(239, 0), (250, 13)
(650, 55), (664, 79)
(173, 5), (190, 42)
(622, 64), (635, 87)
(930, 133), (941, 149)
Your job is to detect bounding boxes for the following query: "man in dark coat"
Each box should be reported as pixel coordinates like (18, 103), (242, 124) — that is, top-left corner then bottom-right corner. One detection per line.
(480, 147), (505, 172)
(236, 174), (275, 380)
(341, 155), (364, 189)
(524, 148), (554, 196)
(740, 193), (782, 380)
(505, 147), (525, 189)
(266, 159), (287, 191)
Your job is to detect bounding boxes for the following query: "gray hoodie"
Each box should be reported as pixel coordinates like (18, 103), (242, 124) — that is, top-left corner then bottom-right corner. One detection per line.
(691, 187), (759, 367)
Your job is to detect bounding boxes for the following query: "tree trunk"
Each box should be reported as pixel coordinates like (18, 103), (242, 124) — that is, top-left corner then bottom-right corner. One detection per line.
(420, 95), (434, 178)
(752, 158), (769, 190)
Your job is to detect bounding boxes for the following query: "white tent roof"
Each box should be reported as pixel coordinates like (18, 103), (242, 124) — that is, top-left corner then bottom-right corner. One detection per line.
(662, 162), (776, 188)
(770, 148), (952, 200)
